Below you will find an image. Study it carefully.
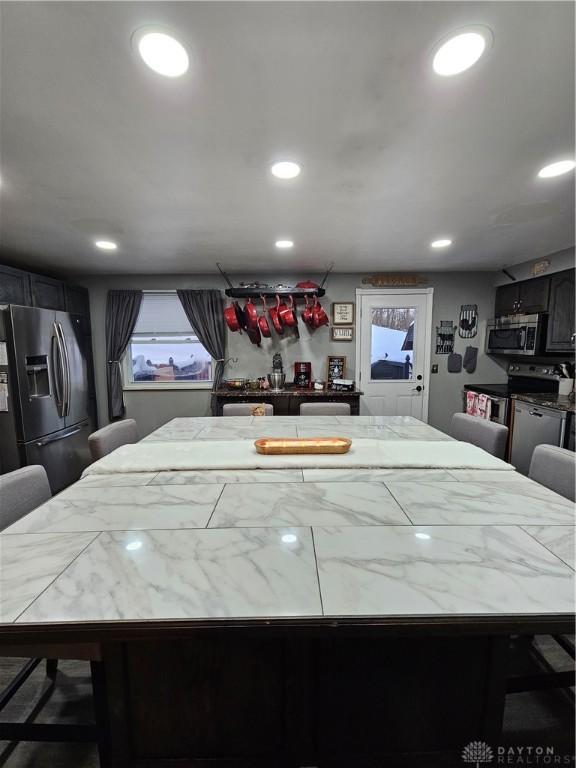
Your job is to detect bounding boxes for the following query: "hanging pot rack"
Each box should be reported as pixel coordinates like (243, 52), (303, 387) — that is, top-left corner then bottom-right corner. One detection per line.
(216, 263), (332, 299)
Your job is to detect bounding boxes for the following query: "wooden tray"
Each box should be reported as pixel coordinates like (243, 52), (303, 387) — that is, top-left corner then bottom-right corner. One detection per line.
(254, 437), (352, 455)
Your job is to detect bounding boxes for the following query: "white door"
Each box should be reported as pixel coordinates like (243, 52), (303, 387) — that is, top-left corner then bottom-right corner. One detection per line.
(356, 289), (433, 420)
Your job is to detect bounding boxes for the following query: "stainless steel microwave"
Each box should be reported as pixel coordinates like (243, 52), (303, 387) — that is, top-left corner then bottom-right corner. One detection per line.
(486, 314), (545, 356)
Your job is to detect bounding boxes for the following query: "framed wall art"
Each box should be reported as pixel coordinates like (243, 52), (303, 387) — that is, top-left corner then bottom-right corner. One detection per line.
(327, 355), (346, 386)
(331, 326), (354, 342)
(331, 302), (355, 325)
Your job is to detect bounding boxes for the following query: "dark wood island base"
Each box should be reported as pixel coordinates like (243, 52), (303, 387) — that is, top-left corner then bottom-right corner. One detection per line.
(12, 616), (566, 768)
(212, 389), (363, 416)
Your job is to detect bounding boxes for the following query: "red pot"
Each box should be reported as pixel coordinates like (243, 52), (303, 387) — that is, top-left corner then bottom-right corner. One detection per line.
(269, 295), (284, 335)
(302, 295), (314, 326)
(244, 298), (258, 329)
(312, 296), (329, 328)
(258, 296), (272, 338)
(296, 280), (320, 291)
(224, 301), (242, 332)
(278, 295), (297, 327)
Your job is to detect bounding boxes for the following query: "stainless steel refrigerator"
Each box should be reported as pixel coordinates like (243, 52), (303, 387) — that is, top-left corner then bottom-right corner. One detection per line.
(0, 305), (93, 492)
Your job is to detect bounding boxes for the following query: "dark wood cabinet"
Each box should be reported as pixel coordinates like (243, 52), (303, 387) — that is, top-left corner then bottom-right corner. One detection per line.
(0, 264), (32, 306)
(494, 282), (519, 316)
(494, 276), (550, 316)
(65, 284), (92, 334)
(518, 276), (550, 314)
(30, 274), (66, 311)
(212, 389), (362, 415)
(546, 270), (575, 352)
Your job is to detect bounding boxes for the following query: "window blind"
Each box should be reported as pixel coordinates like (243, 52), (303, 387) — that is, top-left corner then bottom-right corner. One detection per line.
(133, 292), (194, 335)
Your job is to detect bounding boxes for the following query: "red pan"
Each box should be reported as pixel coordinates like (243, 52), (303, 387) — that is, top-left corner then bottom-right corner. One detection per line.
(302, 295), (314, 327)
(258, 296), (272, 338)
(247, 324), (261, 346)
(224, 301), (243, 333)
(244, 298), (258, 329)
(269, 295), (284, 335)
(312, 295), (329, 328)
(279, 295), (297, 328)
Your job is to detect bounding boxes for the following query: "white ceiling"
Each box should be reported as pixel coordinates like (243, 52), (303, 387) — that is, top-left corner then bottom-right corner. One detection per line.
(0, 1), (574, 275)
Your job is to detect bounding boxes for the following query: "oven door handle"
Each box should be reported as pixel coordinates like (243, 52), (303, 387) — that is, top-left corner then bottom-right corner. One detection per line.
(518, 327), (526, 349)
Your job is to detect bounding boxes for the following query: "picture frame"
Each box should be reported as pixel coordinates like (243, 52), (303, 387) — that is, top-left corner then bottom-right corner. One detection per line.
(331, 302), (355, 325)
(331, 326), (354, 342)
(327, 355), (346, 386)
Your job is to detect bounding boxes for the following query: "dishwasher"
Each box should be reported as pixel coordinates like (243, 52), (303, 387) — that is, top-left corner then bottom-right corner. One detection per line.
(510, 401), (567, 475)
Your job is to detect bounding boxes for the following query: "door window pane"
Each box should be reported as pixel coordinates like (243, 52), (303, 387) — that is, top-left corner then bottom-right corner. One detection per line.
(370, 307), (416, 380)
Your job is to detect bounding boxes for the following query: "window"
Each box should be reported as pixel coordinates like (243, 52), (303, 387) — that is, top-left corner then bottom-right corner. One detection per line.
(370, 306), (416, 381)
(123, 292), (213, 389)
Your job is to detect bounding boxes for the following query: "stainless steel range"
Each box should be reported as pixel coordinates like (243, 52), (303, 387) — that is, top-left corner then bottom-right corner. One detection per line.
(463, 362), (562, 426)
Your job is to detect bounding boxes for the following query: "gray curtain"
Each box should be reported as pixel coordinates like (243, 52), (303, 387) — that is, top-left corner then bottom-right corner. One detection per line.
(106, 290), (143, 421)
(177, 289), (226, 407)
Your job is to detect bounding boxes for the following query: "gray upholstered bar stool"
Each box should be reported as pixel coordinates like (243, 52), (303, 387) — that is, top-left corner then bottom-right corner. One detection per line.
(449, 413), (508, 459)
(88, 418), (139, 461)
(0, 466), (99, 746)
(529, 444), (575, 502)
(0, 465), (51, 532)
(222, 403), (273, 416)
(299, 402), (351, 416)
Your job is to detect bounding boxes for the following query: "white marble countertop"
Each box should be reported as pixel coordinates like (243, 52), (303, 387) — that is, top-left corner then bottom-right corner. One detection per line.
(1, 416), (574, 628)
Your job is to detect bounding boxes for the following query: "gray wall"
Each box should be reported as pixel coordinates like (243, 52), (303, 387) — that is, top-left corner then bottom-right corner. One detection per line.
(79, 271), (507, 436)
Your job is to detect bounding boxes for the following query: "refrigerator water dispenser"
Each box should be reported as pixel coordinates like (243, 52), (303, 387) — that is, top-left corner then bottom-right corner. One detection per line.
(25, 355), (51, 398)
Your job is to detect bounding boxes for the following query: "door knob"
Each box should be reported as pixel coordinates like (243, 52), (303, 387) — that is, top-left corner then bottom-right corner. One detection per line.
(413, 385), (423, 392)
(416, 374), (423, 381)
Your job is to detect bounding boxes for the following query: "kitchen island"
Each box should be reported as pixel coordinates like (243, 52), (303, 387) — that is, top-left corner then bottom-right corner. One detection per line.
(211, 387), (363, 415)
(0, 416), (573, 767)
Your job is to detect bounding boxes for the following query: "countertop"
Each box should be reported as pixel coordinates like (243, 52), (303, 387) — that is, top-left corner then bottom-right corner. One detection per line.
(512, 392), (576, 414)
(213, 387), (363, 397)
(0, 415), (573, 633)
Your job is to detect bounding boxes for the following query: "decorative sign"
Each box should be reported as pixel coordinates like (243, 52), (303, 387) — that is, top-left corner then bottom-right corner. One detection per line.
(331, 326), (354, 342)
(458, 305), (478, 339)
(435, 321), (455, 355)
(331, 302), (355, 325)
(327, 355), (346, 387)
(362, 274), (427, 287)
(530, 260), (550, 277)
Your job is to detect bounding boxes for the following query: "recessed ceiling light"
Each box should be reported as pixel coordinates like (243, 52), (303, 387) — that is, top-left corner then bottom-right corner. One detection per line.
(432, 27), (491, 76)
(537, 159), (576, 178)
(430, 238), (452, 249)
(134, 29), (189, 78)
(275, 240), (294, 249)
(95, 240), (118, 251)
(271, 161), (301, 179)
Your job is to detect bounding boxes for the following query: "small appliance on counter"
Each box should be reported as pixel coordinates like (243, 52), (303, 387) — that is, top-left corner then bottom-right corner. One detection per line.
(294, 361), (312, 388)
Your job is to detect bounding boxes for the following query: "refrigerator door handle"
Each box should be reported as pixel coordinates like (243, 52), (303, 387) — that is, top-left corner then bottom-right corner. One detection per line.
(35, 425), (83, 447)
(51, 322), (65, 417)
(56, 322), (71, 417)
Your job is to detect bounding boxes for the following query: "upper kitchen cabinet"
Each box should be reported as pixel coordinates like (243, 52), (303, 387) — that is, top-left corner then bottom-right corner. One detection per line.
(494, 282), (519, 316)
(546, 269), (575, 352)
(494, 276), (550, 316)
(0, 264), (32, 306)
(65, 284), (92, 332)
(517, 275), (550, 314)
(30, 273), (66, 311)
